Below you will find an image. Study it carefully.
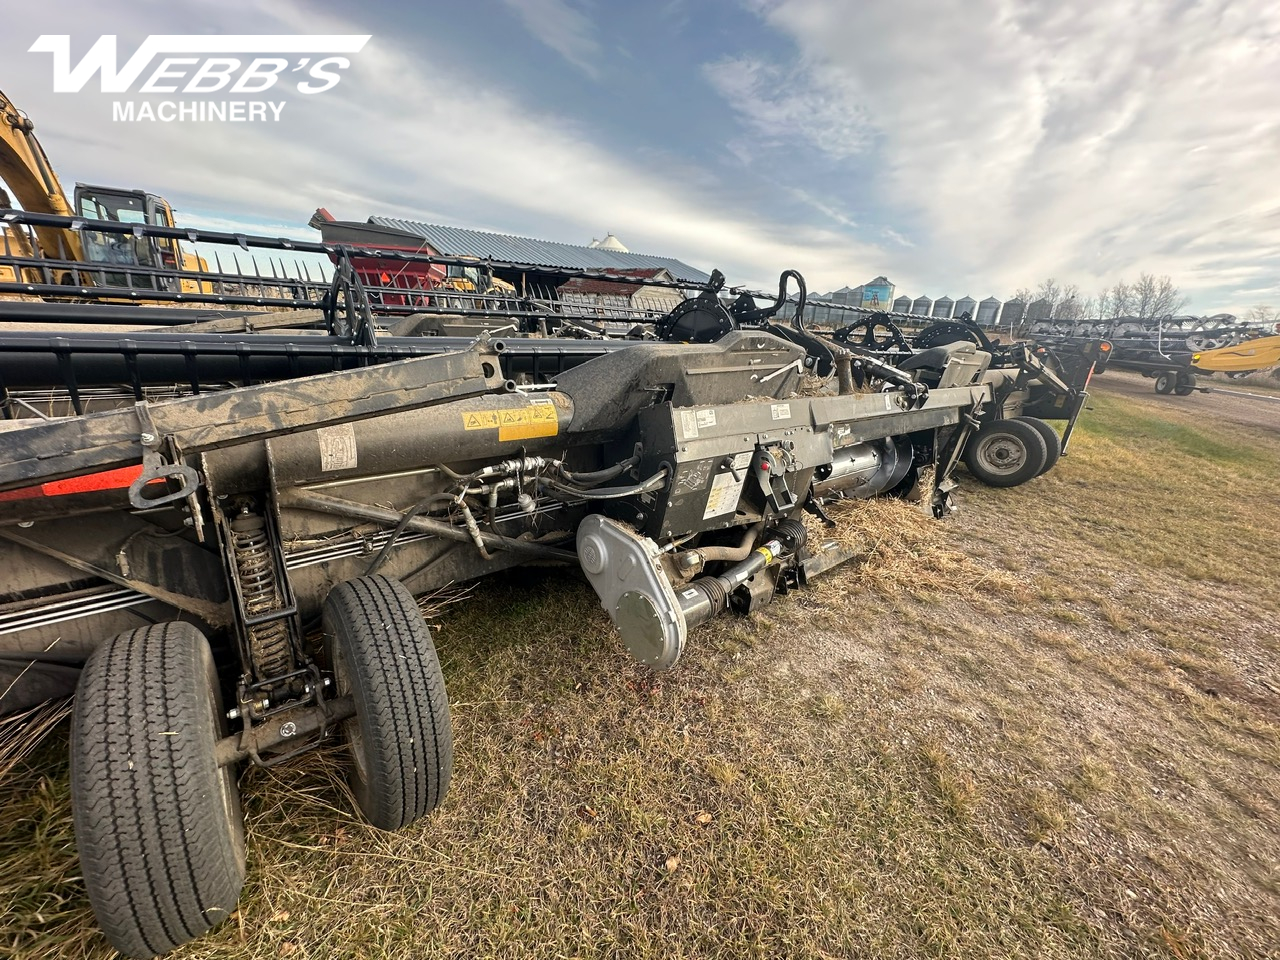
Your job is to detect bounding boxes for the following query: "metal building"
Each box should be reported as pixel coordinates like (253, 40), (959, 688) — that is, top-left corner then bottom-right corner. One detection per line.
(953, 296), (977, 321)
(325, 215), (713, 283)
(976, 296), (1002, 327)
(861, 276), (894, 310)
(910, 296), (932, 316)
(1001, 299), (1027, 329)
(931, 296), (954, 319)
(1027, 298), (1053, 321)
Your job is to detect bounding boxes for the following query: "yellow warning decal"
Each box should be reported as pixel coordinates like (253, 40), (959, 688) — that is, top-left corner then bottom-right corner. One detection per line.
(462, 401), (558, 441)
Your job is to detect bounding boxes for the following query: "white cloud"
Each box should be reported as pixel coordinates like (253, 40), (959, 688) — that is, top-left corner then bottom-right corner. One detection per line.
(704, 56), (870, 159)
(719, 0), (1280, 311)
(2, 0), (887, 296)
(498, 0), (602, 78)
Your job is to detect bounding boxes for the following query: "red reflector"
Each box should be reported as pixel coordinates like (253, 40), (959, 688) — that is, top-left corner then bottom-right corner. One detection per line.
(0, 464), (147, 502)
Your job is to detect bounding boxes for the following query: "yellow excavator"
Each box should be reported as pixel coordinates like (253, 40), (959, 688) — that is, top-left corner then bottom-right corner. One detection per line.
(0, 87), (208, 292)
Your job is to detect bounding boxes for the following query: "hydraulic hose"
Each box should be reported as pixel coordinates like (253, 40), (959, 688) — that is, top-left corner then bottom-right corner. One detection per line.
(680, 522), (764, 563)
(559, 455), (641, 486)
(541, 467), (668, 500)
(364, 493), (459, 576)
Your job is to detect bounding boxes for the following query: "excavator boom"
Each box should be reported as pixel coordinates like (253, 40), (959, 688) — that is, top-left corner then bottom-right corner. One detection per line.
(0, 88), (84, 261)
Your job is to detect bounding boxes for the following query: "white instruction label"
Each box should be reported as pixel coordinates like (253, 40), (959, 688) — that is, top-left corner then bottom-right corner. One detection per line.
(696, 409), (718, 429)
(317, 423), (358, 471)
(680, 409), (699, 439)
(703, 470), (746, 519)
(771, 403), (791, 421)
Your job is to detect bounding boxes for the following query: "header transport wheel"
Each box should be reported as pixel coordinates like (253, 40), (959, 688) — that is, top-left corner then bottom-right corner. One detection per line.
(323, 575), (453, 831)
(1014, 416), (1063, 475)
(70, 623), (246, 959)
(1154, 371), (1176, 394)
(963, 418), (1049, 488)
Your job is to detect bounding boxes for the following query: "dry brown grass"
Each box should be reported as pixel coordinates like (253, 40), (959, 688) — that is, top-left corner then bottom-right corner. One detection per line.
(2, 383), (1279, 959)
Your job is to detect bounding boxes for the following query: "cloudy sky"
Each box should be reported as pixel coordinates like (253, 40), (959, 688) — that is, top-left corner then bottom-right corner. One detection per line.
(4, 0), (1278, 313)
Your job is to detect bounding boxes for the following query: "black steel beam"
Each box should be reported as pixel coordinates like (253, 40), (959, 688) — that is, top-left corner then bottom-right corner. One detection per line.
(0, 331), (630, 390)
(0, 345), (505, 492)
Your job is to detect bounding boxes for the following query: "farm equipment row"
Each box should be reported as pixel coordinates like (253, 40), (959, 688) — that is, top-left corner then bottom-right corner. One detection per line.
(804, 306), (1110, 486)
(0, 215), (1100, 957)
(1026, 314), (1280, 394)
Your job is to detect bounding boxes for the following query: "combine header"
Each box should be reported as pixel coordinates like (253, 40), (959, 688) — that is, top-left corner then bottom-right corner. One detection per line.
(0, 213), (1055, 957)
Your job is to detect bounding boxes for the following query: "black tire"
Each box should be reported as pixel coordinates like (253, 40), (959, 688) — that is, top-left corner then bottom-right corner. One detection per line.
(1155, 372), (1176, 394)
(1014, 416), (1063, 475)
(963, 418), (1049, 488)
(323, 575), (452, 831)
(1174, 373), (1196, 396)
(71, 623), (245, 959)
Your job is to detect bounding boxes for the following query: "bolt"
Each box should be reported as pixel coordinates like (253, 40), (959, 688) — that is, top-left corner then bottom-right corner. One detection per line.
(227, 707), (240, 720)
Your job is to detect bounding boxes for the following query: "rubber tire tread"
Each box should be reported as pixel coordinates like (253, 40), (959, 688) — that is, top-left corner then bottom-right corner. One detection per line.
(70, 623), (245, 959)
(1014, 416), (1063, 475)
(323, 575), (453, 831)
(1155, 372), (1176, 394)
(963, 418), (1048, 488)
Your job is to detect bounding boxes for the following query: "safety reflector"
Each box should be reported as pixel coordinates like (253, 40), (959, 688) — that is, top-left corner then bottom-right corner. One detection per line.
(0, 464), (147, 502)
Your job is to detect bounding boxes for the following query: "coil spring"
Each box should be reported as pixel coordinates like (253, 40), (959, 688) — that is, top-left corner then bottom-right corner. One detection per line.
(230, 511), (292, 678)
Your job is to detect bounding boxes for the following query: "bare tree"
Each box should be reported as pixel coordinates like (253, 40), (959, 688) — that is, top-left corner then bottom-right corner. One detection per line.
(1034, 278), (1062, 312)
(1132, 273), (1187, 320)
(1009, 286), (1032, 304)
(1055, 282), (1083, 320)
(1245, 304), (1280, 326)
(1103, 281), (1133, 318)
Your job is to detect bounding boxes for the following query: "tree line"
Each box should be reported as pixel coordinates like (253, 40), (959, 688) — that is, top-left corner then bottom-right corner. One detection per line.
(1008, 274), (1188, 321)
(1007, 275), (1279, 326)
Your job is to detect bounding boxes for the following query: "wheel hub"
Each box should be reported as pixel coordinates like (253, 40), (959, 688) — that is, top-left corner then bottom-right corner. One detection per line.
(978, 436), (1025, 473)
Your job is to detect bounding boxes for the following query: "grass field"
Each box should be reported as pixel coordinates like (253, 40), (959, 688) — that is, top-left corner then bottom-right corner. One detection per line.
(3, 383), (1278, 959)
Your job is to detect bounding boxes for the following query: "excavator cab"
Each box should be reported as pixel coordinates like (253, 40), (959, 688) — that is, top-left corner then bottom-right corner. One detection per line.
(1, 87), (209, 296)
(73, 185), (207, 292)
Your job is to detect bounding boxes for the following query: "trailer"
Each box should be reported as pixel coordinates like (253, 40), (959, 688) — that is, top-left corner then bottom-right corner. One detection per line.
(0, 220), (1004, 956)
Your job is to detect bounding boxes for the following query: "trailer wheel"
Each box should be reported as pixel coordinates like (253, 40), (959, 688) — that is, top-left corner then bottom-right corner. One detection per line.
(323, 575), (453, 831)
(1154, 372), (1176, 394)
(1174, 373), (1196, 396)
(963, 418), (1048, 487)
(70, 623), (245, 959)
(1014, 416), (1063, 475)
